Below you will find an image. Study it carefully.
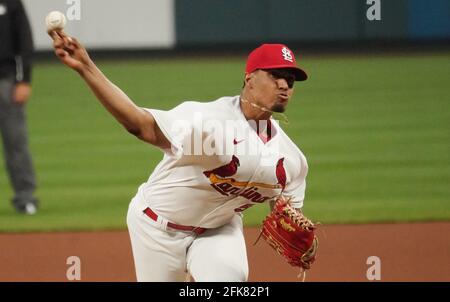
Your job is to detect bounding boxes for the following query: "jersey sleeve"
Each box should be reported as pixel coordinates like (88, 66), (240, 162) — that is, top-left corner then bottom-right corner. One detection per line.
(12, 0), (34, 83)
(143, 102), (200, 156)
(283, 153), (309, 209)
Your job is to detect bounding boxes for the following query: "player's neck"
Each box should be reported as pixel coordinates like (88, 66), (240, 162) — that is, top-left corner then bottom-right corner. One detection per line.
(239, 96), (272, 122)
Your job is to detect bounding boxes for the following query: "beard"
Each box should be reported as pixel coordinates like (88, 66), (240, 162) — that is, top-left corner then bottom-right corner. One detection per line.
(270, 103), (286, 113)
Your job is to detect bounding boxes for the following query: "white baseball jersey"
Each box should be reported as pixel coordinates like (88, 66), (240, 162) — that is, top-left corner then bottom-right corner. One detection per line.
(133, 95), (308, 228)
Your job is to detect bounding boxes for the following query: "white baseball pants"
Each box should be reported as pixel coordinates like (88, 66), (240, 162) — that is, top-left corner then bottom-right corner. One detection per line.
(126, 196), (249, 282)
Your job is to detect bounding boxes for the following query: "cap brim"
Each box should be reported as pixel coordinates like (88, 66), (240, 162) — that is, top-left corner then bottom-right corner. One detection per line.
(291, 68), (308, 81)
(275, 66), (307, 81)
(259, 65), (308, 81)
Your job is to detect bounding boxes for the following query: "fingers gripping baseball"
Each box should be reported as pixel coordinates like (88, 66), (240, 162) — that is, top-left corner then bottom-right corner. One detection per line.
(48, 30), (90, 73)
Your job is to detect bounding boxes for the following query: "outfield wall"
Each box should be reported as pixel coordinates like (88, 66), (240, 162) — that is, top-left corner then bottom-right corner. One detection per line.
(23, 0), (175, 50)
(176, 0), (450, 45)
(23, 0), (450, 51)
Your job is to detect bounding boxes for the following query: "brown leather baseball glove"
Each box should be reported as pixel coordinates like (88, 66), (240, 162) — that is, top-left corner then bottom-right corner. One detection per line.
(258, 196), (319, 272)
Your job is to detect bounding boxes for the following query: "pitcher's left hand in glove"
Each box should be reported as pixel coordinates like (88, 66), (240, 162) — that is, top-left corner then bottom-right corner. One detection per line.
(259, 196), (318, 271)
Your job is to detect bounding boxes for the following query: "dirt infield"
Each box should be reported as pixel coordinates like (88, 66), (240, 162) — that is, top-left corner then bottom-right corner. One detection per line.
(0, 222), (449, 282)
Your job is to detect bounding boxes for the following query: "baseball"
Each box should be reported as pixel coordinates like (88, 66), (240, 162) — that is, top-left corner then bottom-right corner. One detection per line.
(45, 11), (66, 31)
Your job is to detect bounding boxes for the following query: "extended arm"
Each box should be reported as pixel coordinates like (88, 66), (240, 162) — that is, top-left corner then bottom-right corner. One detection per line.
(48, 30), (170, 149)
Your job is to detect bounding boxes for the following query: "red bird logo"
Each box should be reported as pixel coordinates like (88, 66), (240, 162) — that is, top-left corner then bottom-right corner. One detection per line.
(203, 155), (240, 178)
(275, 158), (287, 192)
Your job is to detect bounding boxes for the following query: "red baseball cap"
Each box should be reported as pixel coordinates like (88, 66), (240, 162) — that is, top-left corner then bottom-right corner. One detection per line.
(245, 44), (308, 81)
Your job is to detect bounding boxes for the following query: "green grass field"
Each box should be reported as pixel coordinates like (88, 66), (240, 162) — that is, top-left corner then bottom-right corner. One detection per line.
(0, 53), (449, 232)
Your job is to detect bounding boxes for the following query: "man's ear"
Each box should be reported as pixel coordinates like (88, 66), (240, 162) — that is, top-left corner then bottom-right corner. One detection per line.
(244, 73), (253, 88)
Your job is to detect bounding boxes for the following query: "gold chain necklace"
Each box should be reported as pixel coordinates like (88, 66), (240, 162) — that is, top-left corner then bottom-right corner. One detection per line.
(241, 98), (289, 124)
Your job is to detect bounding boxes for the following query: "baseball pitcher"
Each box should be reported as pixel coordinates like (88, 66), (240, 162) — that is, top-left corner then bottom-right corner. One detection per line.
(49, 30), (318, 281)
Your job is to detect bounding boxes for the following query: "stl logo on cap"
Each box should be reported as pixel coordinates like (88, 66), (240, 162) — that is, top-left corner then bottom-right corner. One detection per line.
(245, 43), (308, 81)
(281, 47), (293, 62)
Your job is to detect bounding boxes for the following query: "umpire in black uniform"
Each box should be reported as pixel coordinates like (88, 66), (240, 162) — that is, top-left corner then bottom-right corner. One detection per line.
(0, 0), (38, 214)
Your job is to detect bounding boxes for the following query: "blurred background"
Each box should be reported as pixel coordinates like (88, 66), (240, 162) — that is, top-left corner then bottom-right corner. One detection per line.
(0, 0), (449, 231)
